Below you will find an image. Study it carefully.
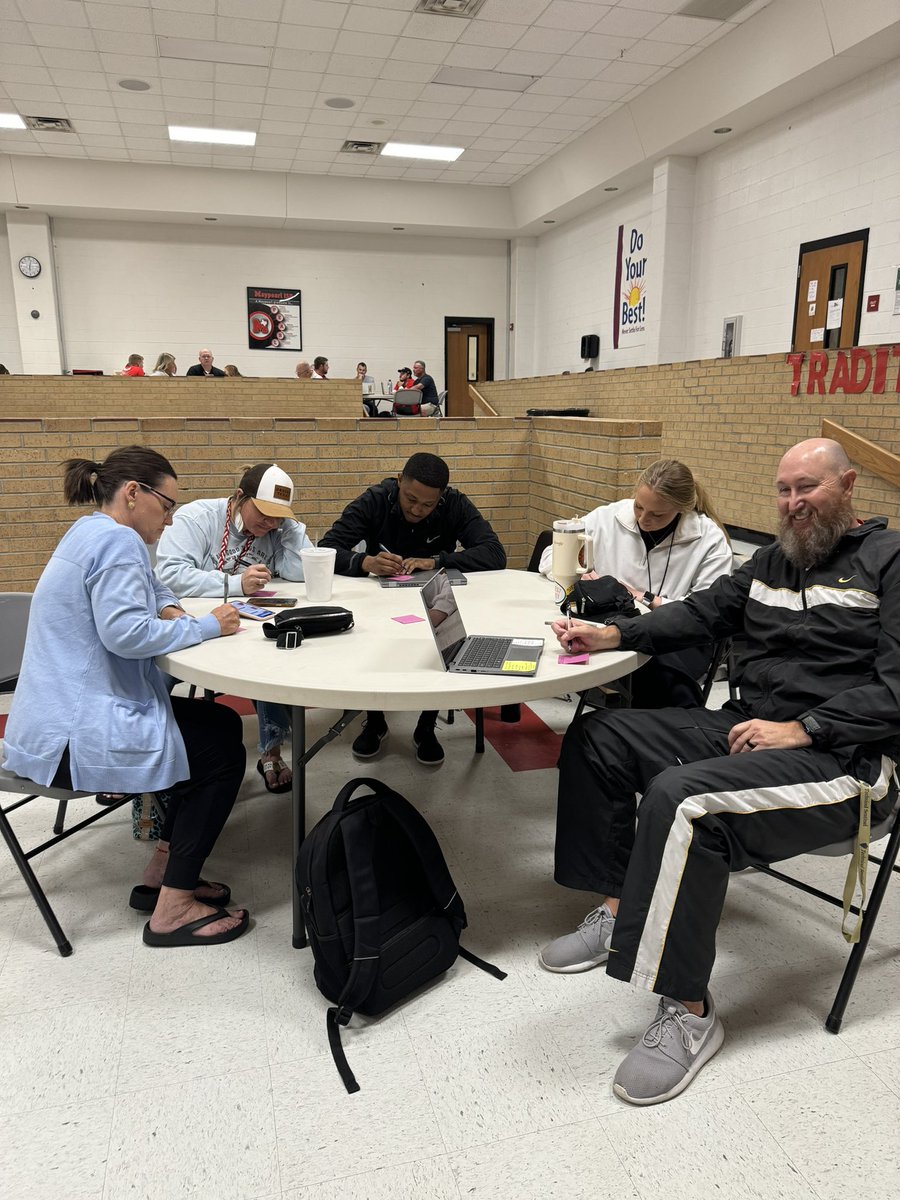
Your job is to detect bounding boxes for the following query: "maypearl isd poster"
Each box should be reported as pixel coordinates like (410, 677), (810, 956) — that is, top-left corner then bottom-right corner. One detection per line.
(247, 287), (302, 351)
(612, 224), (647, 349)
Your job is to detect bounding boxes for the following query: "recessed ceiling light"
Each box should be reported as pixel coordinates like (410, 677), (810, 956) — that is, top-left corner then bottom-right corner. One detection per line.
(169, 125), (256, 146)
(157, 36), (271, 69)
(714, 126), (732, 134)
(325, 97), (355, 109)
(381, 141), (463, 162)
(433, 66), (538, 93)
(118, 79), (151, 92)
(0, 113), (26, 130)
(604, 186), (619, 192)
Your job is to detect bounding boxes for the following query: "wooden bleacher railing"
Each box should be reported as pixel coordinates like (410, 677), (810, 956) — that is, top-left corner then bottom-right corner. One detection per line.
(821, 420), (900, 490)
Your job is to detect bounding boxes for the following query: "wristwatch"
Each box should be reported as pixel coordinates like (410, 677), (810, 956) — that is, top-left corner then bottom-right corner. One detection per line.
(642, 591), (655, 605)
(799, 714), (823, 744)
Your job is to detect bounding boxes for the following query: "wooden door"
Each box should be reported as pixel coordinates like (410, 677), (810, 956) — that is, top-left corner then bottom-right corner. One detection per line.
(792, 230), (867, 352)
(445, 319), (493, 416)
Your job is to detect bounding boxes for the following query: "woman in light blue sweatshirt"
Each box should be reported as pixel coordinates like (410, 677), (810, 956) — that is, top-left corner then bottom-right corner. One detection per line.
(2, 446), (250, 947)
(156, 462), (312, 794)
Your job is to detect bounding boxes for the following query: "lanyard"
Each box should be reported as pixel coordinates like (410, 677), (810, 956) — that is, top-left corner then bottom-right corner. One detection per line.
(217, 498), (256, 573)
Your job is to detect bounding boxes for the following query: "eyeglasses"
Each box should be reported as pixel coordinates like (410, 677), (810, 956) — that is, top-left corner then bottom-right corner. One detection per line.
(138, 482), (178, 514)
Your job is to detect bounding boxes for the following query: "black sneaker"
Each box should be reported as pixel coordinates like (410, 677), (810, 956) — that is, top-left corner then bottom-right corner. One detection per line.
(352, 719), (388, 759)
(413, 726), (445, 766)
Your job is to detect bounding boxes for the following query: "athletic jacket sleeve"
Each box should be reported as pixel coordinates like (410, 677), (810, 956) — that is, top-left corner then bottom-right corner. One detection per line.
(436, 492), (507, 573)
(320, 488), (381, 575)
(611, 559), (754, 652)
(271, 520), (312, 581)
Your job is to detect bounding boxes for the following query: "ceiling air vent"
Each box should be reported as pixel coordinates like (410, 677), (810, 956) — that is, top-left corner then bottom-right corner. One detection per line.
(340, 139), (383, 155)
(415, 0), (487, 18)
(24, 116), (75, 133)
(678, 0), (756, 19)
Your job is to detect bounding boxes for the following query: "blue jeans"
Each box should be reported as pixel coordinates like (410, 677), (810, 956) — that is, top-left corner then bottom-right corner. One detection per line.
(256, 701), (290, 755)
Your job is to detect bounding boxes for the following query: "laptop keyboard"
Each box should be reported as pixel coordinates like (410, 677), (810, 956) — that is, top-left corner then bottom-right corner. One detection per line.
(455, 636), (510, 669)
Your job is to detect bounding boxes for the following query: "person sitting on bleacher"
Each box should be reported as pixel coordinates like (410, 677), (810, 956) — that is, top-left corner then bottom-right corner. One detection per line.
(539, 458), (732, 707)
(1, 445), (250, 947)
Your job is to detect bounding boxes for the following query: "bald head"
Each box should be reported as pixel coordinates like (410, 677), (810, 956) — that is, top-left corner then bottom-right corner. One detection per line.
(778, 438), (851, 480)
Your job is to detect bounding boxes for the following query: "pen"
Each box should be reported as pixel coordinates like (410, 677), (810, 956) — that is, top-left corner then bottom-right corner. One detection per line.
(223, 571), (229, 605)
(379, 543), (394, 556)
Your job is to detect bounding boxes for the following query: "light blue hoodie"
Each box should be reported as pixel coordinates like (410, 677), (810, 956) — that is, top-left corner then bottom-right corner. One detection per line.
(3, 513), (221, 792)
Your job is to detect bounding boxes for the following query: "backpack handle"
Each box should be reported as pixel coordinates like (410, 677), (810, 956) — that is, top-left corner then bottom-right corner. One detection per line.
(332, 777), (396, 813)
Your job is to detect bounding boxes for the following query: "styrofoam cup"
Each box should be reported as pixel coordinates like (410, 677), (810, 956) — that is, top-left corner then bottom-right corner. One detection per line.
(300, 547), (336, 602)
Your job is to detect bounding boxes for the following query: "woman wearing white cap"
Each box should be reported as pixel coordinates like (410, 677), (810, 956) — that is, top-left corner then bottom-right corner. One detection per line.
(157, 463), (312, 792)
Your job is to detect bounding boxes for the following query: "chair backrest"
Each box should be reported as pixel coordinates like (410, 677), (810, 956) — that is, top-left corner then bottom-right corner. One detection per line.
(0, 592), (31, 691)
(527, 530), (553, 574)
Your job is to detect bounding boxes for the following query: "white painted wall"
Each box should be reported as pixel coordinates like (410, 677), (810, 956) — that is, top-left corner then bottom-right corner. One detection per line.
(51, 221), (510, 385)
(528, 57), (900, 374)
(0, 218), (23, 374)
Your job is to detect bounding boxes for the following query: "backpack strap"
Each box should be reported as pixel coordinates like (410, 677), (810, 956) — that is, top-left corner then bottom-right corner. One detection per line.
(458, 945), (508, 980)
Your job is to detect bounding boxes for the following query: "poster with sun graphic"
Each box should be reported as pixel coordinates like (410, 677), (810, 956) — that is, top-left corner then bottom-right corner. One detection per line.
(612, 223), (647, 349)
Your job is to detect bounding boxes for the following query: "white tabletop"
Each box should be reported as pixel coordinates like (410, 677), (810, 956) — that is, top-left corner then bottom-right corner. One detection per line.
(157, 570), (643, 711)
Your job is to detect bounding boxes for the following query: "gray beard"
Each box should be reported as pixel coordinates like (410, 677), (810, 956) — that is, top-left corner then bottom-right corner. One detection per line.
(777, 504), (855, 570)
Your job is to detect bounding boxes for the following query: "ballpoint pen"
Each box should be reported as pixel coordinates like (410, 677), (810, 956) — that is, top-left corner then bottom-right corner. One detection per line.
(223, 571), (229, 605)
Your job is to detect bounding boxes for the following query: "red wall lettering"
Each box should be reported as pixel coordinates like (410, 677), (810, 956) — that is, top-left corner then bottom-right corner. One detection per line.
(787, 346), (900, 395)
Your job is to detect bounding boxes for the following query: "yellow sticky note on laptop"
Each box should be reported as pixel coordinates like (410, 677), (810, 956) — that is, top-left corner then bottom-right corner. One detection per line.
(502, 660), (537, 672)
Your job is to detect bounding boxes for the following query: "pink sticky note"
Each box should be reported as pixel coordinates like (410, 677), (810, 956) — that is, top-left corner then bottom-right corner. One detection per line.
(392, 614), (425, 624)
(254, 589), (276, 597)
(558, 653), (589, 665)
(387, 574), (414, 582)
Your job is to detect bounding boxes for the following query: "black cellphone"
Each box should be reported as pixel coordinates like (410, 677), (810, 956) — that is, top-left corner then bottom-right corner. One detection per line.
(247, 596), (297, 607)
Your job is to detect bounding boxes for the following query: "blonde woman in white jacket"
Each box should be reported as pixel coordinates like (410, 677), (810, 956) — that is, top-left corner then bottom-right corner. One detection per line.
(539, 459), (732, 707)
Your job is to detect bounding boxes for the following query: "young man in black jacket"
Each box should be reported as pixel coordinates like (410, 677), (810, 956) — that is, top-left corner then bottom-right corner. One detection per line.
(321, 452), (506, 764)
(540, 437), (900, 1106)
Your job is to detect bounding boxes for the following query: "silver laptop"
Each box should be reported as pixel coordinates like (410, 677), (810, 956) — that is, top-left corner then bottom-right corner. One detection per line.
(420, 569), (544, 676)
(379, 567), (466, 589)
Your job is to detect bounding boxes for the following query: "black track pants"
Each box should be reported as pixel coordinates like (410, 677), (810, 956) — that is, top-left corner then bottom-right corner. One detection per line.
(555, 706), (895, 1000)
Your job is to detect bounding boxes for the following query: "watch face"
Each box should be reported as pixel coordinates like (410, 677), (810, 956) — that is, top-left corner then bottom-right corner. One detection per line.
(18, 255), (41, 279)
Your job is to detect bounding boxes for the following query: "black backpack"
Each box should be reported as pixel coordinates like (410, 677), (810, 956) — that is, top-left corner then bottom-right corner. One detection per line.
(297, 777), (506, 1093)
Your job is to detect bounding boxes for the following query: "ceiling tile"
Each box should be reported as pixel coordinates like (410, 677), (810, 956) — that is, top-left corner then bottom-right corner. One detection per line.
(216, 17), (278, 48)
(270, 47), (331, 71)
(5, 84), (62, 103)
(0, 64), (52, 84)
(459, 19), (521, 49)
(443, 42), (504, 70)
(153, 10), (216, 39)
(214, 100), (264, 119)
(40, 48), (103, 70)
(268, 69), (324, 90)
(94, 31), (157, 55)
(54, 77), (113, 96)
(320, 72), (374, 95)
(326, 52), (385, 78)
(478, 0), (550, 24)
(526, 74), (583, 97)
(113, 89), (163, 109)
(100, 54), (161, 76)
(216, 83), (266, 102)
(0, 18), (32, 43)
(160, 58), (215, 81)
(626, 39), (686, 67)
(64, 103), (119, 119)
(545, 54), (605, 80)
(495, 48), (560, 74)
(536, 1), (608, 33)
(213, 64), (270, 86)
(276, 24), (338, 52)
(22, 0), (89, 27)
(513, 27), (580, 54)
(334, 29), (398, 57)
(281, 0), (347, 29)
(397, 115), (445, 132)
(266, 87), (317, 109)
(495, 107), (543, 127)
(342, 5), (407, 36)
(379, 59), (434, 83)
(218, 0), (282, 18)
(0, 42), (42, 65)
(29, 23), (96, 50)
(593, 8), (665, 37)
(84, 3), (153, 34)
(646, 14), (720, 44)
(390, 37), (451, 65)
(359, 96), (412, 116)
(569, 32), (634, 58)
(538, 110), (587, 130)
(511, 91), (562, 112)
(401, 13), (466, 43)
(575, 78), (630, 101)
(595, 58), (659, 83)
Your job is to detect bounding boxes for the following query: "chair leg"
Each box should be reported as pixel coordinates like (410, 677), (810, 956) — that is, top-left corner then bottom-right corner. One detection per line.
(0, 804), (72, 957)
(446, 709), (455, 726)
(825, 813), (900, 1033)
(475, 708), (485, 754)
(53, 798), (68, 836)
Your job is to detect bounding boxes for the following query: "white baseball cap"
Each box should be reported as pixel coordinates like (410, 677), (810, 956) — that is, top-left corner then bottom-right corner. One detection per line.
(241, 463), (295, 519)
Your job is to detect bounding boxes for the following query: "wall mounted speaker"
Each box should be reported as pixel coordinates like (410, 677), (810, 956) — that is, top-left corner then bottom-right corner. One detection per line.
(580, 334), (599, 358)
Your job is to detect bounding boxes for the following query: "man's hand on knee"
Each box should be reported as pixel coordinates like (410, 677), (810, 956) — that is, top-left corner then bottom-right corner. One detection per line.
(728, 718), (812, 754)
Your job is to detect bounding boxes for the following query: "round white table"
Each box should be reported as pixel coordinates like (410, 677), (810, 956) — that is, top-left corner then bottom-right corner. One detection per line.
(158, 570), (643, 943)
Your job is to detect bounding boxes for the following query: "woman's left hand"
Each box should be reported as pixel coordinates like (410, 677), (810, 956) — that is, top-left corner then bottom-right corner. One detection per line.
(159, 605), (187, 621)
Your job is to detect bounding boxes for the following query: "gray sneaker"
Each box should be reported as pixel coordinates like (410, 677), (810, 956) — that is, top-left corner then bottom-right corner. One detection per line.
(613, 991), (724, 1105)
(539, 904), (615, 973)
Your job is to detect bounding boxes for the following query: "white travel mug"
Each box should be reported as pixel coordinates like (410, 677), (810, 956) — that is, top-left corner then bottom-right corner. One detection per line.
(300, 547), (336, 602)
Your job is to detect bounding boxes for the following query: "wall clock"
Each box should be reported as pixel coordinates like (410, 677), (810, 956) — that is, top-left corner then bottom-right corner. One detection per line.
(18, 255), (41, 278)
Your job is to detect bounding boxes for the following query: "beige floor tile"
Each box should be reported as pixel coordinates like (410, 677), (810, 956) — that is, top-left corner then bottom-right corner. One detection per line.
(602, 1089), (820, 1199)
(449, 1119), (641, 1200)
(741, 1057), (900, 1199)
(0, 1000), (125, 1116)
(860, 1044), (900, 1099)
(283, 1155), (461, 1200)
(0, 1096), (114, 1200)
(0, 931), (137, 1018)
(272, 1042), (445, 1190)
(413, 1015), (593, 1153)
(103, 1066), (279, 1200)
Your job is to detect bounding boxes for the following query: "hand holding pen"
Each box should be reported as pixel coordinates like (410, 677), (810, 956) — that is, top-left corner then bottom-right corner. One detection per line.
(362, 543), (404, 576)
(239, 559), (272, 594)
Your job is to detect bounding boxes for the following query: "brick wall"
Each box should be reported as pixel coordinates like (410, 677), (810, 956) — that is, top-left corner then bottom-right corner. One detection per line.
(0, 376), (363, 418)
(480, 351), (900, 535)
(0, 413), (659, 592)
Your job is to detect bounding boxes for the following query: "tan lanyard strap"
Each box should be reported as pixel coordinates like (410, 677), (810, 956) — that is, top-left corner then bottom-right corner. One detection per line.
(841, 781), (872, 944)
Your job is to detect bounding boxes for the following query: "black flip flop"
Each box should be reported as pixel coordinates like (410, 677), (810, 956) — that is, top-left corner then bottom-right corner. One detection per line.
(142, 907), (250, 947)
(129, 880), (232, 912)
(257, 758), (292, 794)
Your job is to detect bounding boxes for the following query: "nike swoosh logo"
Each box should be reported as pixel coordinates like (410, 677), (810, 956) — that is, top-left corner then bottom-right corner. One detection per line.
(426, 535), (441, 544)
(837, 576), (857, 584)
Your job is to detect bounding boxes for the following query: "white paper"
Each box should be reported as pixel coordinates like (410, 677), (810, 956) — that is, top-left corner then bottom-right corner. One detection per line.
(807, 280), (818, 302)
(826, 299), (843, 329)
(808, 303), (816, 316)
(894, 291), (900, 316)
(810, 327), (825, 342)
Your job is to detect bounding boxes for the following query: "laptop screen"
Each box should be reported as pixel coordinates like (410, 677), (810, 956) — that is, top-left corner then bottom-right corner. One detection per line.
(421, 570), (467, 669)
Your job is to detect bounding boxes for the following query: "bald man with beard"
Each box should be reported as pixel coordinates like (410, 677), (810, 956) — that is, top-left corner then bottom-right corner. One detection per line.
(540, 438), (900, 1106)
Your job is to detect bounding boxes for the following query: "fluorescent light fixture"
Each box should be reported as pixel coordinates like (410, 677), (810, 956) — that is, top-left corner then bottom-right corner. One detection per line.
(157, 36), (271, 68)
(0, 113), (26, 129)
(381, 141), (463, 162)
(433, 67), (537, 93)
(169, 125), (256, 147)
